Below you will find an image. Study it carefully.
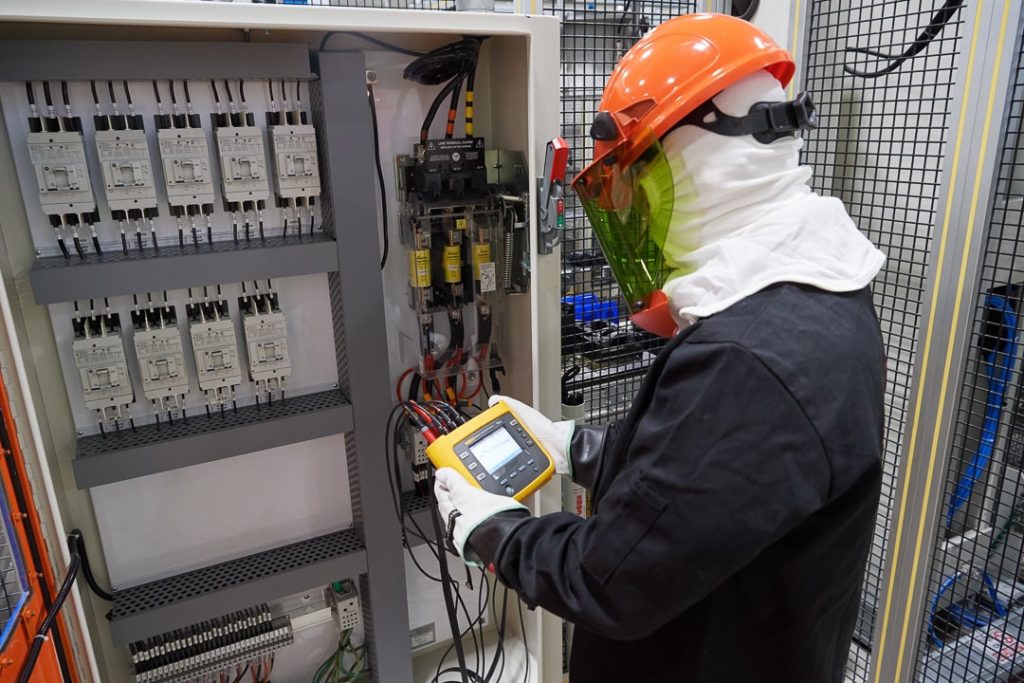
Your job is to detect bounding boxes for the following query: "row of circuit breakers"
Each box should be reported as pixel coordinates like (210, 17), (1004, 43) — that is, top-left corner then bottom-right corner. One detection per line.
(24, 79), (320, 256)
(74, 282), (289, 434)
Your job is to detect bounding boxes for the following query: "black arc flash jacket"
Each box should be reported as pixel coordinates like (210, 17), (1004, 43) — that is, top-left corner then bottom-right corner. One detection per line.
(468, 283), (885, 682)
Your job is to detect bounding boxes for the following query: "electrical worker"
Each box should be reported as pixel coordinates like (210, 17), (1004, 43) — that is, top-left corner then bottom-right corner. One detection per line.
(435, 14), (886, 682)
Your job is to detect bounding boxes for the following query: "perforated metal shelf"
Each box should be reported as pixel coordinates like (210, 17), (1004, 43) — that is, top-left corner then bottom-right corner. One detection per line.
(72, 390), (352, 488)
(30, 233), (338, 304)
(108, 527), (366, 645)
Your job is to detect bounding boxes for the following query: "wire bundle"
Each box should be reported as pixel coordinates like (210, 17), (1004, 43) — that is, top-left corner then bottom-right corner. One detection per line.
(313, 627), (364, 683)
(403, 38), (484, 143)
(384, 400), (530, 683)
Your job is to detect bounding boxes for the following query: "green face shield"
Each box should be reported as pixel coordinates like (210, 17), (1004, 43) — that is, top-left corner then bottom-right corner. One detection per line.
(571, 130), (676, 315)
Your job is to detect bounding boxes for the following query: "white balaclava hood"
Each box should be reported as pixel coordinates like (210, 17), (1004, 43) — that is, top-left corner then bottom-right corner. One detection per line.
(659, 70), (885, 321)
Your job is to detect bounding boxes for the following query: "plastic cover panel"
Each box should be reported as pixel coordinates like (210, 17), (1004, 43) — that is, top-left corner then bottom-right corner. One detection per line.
(801, 1), (965, 678)
(914, 25), (1024, 681)
(551, 0), (696, 423)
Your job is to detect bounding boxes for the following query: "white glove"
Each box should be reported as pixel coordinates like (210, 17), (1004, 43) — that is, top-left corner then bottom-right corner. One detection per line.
(434, 467), (528, 567)
(488, 395), (574, 476)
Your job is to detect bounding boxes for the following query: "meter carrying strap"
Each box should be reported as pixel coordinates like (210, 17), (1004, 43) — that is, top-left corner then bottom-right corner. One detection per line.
(676, 90), (818, 144)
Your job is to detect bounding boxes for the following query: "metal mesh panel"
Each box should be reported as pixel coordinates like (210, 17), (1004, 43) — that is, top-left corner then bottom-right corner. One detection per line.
(801, 2), (965, 679)
(552, 0), (696, 423)
(914, 24), (1024, 682)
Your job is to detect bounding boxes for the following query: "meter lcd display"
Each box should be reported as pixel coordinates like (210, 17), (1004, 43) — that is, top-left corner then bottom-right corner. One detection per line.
(470, 427), (522, 474)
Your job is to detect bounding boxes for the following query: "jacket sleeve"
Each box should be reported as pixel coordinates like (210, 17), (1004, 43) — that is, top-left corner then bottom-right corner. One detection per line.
(569, 422), (620, 490)
(465, 342), (830, 640)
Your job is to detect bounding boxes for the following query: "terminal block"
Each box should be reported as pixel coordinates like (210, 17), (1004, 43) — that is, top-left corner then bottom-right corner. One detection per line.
(72, 306), (135, 435)
(187, 289), (242, 414)
(238, 282), (290, 405)
(131, 297), (189, 424)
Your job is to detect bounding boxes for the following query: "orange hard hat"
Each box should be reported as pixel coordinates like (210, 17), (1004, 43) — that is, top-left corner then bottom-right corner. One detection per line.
(586, 13), (796, 164)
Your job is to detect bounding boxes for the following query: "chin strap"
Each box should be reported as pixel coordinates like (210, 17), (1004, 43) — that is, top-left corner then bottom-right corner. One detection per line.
(676, 91), (818, 144)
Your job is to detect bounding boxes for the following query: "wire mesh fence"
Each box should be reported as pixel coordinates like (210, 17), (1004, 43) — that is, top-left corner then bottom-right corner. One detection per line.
(801, 1), (965, 679)
(553, 0), (697, 423)
(913, 23), (1024, 682)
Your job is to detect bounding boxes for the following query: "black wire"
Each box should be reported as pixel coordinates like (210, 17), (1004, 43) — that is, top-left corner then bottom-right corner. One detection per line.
(367, 84), (389, 270)
(518, 598), (529, 683)
(42, 81), (53, 108)
(107, 81), (117, 105)
(320, 30), (427, 56)
(122, 80), (132, 105)
(844, 0), (964, 78)
(24, 82), (35, 106)
(268, 79), (275, 104)
(151, 80), (162, 104)
(15, 548), (80, 683)
(90, 81), (100, 106)
(733, 0), (759, 21)
(67, 530), (113, 602)
(239, 79), (246, 103)
(231, 661), (250, 683)
(279, 79), (287, 108)
(293, 80), (300, 109)
(183, 80), (192, 104)
(224, 79), (233, 103)
(210, 79), (221, 104)
(59, 81), (69, 108)
(169, 80), (177, 105)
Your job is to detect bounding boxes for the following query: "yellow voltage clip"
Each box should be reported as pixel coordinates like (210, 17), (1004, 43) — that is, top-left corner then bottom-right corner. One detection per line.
(426, 400), (555, 501)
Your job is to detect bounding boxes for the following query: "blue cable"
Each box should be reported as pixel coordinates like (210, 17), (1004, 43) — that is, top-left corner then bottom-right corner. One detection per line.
(928, 569), (1007, 648)
(945, 292), (1019, 527)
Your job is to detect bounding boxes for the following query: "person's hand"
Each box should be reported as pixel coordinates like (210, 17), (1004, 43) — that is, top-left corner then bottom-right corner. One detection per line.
(489, 395), (574, 476)
(434, 468), (528, 566)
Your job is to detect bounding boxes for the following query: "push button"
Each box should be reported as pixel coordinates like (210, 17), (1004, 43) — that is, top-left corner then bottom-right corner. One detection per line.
(505, 486), (515, 495)
(518, 464), (526, 472)
(468, 462), (478, 471)
(476, 472), (487, 481)
(509, 471), (518, 480)
(526, 459), (535, 465)
(500, 478), (509, 486)
(459, 451), (469, 460)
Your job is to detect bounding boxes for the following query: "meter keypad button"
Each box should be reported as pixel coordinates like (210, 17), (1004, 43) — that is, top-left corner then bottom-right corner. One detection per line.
(509, 471), (518, 480)
(468, 462), (478, 471)
(518, 464), (526, 472)
(526, 459), (535, 465)
(500, 478), (508, 486)
(505, 486), (515, 495)
(476, 472), (487, 481)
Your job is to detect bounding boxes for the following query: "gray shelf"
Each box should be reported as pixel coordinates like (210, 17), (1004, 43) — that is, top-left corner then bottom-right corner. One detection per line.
(30, 234), (338, 304)
(72, 390), (352, 488)
(401, 490), (436, 548)
(108, 528), (367, 645)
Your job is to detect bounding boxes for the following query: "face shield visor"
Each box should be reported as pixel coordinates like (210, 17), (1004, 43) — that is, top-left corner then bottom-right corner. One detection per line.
(571, 128), (676, 319)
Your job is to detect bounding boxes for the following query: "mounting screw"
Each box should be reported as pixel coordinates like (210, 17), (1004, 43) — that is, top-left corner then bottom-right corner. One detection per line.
(34, 250), (41, 256)
(366, 70), (378, 85)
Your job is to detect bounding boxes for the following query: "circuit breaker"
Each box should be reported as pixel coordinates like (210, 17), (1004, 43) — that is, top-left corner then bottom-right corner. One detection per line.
(268, 105), (321, 235)
(131, 301), (189, 421)
(158, 128), (216, 207)
(95, 126), (160, 252)
(28, 131), (97, 217)
(187, 295), (242, 413)
(239, 284), (290, 403)
(215, 126), (270, 206)
(72, 310), (135, 432)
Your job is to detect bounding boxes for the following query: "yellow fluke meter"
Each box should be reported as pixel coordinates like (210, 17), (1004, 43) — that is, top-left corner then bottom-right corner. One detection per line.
(426, 401), (555, 501)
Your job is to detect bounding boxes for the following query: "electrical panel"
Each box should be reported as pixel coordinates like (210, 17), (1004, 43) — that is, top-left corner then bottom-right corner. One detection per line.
(238, 282), (291, 403)
(72, 308), (135, 432)
(187, 292), (243, 413)
(131, 299), (189, 421)
(396, 140), (529, 401)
